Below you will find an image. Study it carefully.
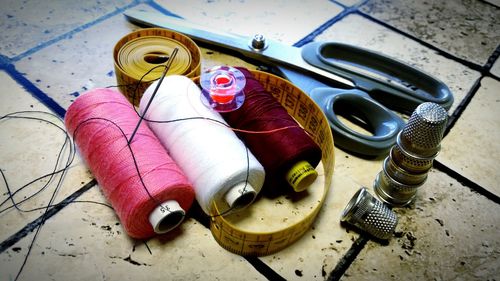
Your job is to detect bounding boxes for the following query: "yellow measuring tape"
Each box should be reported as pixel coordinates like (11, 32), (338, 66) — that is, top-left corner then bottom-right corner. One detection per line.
(208, 70), (334, 256)
(113, 28), (201, 105)
(113, 29), (334, 256)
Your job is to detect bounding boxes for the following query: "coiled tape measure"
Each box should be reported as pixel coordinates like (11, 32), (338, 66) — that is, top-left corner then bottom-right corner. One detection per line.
(209, 70), (334, 256)
(113, 28), (201, 105)
(114, 28), (334, 256)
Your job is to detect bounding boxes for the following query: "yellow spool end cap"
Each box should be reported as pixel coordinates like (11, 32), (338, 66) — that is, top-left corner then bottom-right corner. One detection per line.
(286, 161), (318, 192)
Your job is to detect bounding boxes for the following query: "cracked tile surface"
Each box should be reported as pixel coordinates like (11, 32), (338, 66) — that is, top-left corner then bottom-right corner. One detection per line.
(156, 0), (344, 45)
(438, 77), (500, 197)
(341, 170), (500, 281)
(360, 0), (500, 66)
(0, 0), (132, 58)
(0, 0), (498, 280)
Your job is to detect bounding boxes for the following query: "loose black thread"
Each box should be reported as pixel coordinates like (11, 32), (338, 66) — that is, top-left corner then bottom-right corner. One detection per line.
(0, 111), (75, 281)
(1, 55), (312, 281)
(0, 111), (74, 214)
(0, 61), (258, 280)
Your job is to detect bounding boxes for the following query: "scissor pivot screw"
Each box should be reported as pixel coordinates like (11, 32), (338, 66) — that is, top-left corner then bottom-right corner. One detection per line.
(250, 34), (267, 51)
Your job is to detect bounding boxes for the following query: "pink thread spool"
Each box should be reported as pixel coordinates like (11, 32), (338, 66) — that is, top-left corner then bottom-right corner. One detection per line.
(65, 88), (195, 239)
(200, 66), (246, 112)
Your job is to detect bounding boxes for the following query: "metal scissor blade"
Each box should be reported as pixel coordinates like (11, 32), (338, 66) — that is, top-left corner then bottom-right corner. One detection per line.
(124, 10), (354, 89)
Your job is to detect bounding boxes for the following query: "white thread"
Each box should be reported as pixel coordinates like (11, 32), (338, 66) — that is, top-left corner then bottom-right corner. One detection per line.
(140, 75), (265, 215)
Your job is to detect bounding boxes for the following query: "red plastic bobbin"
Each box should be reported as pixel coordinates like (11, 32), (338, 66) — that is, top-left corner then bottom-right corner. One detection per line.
(200, 66), (246, 112)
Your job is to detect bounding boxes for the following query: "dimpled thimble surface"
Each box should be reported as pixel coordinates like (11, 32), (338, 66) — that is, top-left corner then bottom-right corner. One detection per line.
(341, 187), (398, 240)
(399, 102), (448, 157)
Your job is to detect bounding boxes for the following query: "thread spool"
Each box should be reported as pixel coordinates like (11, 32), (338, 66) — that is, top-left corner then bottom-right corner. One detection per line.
(65, 88), (195, 239)
(200, 66), (246, 112)
(139, 75), (265, 215)
(113, 28), (201, 105)
(220, 67), (322, 192)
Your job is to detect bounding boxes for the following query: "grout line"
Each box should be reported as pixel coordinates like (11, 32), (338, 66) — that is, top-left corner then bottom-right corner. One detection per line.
(330, 0), (350, 9)
(187, 202), (289, 280)
(484, 44), (500, 73)
(148, 0), (182, 18)
(0, 54), (9, 68)
(0, 179), (97, 253)
(1, 1), (496, 280)
(10, 1), (143, 62)
(244, 257), (287, 281)
(293, 6), (358, 47)
(356, 11), (486, 74)
(293, 0), (370, 47)
(479, 0), (500, 8)
(444, 77), (482, 138)
(433, 160), (500, 205)
(326, 235), (369, 281)
(4, 64), (66, 118)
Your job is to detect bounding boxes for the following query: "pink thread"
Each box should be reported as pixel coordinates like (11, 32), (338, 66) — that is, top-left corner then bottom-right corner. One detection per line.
(65, 88), (195, 239)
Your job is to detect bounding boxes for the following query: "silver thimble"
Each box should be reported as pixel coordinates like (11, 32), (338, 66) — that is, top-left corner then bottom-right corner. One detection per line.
(374, 168), (424, 207)
(341, 187), (398, 240)
(383, 155), (428, 186)
(391, 141), (434, 174)
(399, 102), (448, 157)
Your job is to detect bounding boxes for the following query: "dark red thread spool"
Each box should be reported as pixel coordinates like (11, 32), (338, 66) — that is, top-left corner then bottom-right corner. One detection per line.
(221, 67), (322, 192)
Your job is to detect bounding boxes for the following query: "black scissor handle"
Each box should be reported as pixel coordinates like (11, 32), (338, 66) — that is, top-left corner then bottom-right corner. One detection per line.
(310, 88), (405, 157)
(302, 42), (454, 114)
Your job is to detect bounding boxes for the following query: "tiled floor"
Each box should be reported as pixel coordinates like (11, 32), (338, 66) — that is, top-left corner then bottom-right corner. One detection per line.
(0, 0), (499, 280)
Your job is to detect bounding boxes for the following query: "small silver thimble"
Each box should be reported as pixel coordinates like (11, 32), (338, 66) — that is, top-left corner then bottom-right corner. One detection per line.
(399, 102), (448, 157)
(391, 141), (434, 174)
(383, 155), (428, 185)
(374, 168), (424, 207)
(341, 187), (398, 240)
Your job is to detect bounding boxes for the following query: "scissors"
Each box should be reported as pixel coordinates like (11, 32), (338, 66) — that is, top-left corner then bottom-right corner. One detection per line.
(124, 10), (453, 157)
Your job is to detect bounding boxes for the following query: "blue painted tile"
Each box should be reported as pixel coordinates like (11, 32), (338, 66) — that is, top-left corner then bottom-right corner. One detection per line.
(0, 0), (132, 59)
(13, 4), (157, 109)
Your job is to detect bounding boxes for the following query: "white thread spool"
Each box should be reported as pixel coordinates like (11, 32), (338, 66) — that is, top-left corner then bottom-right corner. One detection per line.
(139, 75), (265, 215)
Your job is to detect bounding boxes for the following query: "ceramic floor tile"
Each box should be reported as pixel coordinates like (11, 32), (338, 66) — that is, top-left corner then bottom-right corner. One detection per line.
(438, 77), (500, 198)
(13, 4), (156, 110)
(341, 170), (500, 281)
(0, 71), (93, 241)
(0, 0), (132, 59)
(155, 0), (344, 45)
(0, 187), (265, 281)
(258, 167), (362, 280)
(314, 13), (480, 115)
(199, 47), (257, 71)
(484, 0), (500, 7)
(13, 4), (259, 110)
(360, 0), (500, 66)
(490, 57), (500, 79)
